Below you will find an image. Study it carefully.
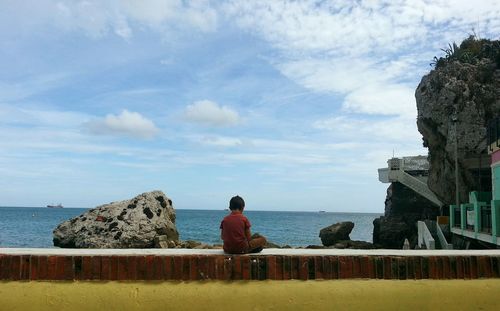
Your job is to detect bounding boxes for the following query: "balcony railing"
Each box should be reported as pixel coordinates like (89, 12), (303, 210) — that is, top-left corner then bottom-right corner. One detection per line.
(466, 206), (475, 230)
(453, 207), (461, 228)
(450, 197), (500, 246)
(480, 205), (492, 233)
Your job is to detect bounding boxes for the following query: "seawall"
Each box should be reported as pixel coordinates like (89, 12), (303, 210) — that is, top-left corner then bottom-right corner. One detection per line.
(1, 248), (500, 310)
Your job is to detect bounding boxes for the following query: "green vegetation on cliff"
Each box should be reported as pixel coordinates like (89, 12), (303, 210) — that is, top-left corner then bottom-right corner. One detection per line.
(432, 35), (500, 70)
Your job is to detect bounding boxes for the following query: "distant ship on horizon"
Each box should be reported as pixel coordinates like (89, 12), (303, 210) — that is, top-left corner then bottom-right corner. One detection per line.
(46, 203), (63, 208)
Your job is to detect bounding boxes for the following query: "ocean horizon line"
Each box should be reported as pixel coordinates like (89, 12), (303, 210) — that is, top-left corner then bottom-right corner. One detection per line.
(0, 205), (383, 214)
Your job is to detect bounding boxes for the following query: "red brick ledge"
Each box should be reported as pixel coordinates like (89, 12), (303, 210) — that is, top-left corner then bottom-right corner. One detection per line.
(1, 254), (499, 281)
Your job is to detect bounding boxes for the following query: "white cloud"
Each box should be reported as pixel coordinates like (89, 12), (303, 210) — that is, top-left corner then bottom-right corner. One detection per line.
(86, 110), (159, 139)
(343, 84), (416, 117)
(313, 115), (420, 143)
(0, 73), (70, 102)
(278, 58), (380, 94)
(184, 100), (240, 127)
(120, 0), (217, 32)
(224, 0), (500, 118)
(200, 136), (243, 147)
(224, 0), (500, 56)
(186, 134), (243, 147)
(1, 0), (218, 40)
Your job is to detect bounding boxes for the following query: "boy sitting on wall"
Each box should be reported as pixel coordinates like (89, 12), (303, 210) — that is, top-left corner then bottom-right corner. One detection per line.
(220, 195), (267, 254)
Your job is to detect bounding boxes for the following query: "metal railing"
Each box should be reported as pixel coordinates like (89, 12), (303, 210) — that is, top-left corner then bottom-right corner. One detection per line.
(388, 156), (429, 171)
(480, 205), (492, 233)
(453, 207), (461, 228)
(466, 206), (475, 230)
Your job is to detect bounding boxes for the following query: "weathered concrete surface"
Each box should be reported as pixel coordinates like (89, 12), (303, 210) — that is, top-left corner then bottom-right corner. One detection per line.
(5, 247), (500, 256)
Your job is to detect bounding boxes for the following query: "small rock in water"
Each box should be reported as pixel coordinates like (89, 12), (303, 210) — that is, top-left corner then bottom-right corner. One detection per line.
(319, 221), (354, 246)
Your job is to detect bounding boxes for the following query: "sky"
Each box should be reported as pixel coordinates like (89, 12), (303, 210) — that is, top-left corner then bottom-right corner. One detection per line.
(0, 0), (499, 212)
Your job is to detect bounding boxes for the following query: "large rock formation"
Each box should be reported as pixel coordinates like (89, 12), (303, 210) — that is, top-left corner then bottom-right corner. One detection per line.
(415, 37), (500, 204)
(373, 183), (439, 249)
(373, 37), (500, 249)
(319, 221), (354, 246)
(53, 191), (179, 248)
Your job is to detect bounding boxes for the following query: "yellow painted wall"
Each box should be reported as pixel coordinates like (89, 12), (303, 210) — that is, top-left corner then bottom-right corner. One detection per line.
(1, 280), (500, 311)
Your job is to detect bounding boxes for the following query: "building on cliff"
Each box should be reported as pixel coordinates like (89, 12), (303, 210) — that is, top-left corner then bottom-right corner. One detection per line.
(374, 156), (442, 249)
(450, 117), (500, 248)
(378, 156), (443, 208)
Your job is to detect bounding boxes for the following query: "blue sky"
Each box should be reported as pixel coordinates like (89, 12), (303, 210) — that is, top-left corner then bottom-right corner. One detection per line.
(0, 0), (499, 211)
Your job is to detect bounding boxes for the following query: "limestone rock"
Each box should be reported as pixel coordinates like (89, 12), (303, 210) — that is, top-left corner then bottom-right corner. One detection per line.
(415, 38), (500, 204)
(53, 190), (178, 248)
(154, 235), (171, 248)
(319, 221), (354, 246)
(371, 39), (500, 249)
(251, 233), (280, 248)
(183, 240), (202, 248)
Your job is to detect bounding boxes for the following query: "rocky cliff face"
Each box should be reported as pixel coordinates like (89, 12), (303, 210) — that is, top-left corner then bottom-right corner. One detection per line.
(415, 37), (500, 204)
(373, 182), (439, 248)
(374, 37), (500, 248)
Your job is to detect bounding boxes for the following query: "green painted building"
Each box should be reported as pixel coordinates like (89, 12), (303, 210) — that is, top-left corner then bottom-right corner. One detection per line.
(450, 119), (500, 246)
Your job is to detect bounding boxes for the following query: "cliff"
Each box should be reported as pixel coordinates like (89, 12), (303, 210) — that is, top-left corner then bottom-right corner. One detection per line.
(373, 182), (439, 248)
(374, 37), (500, 249)
(416, 36), (500, 204)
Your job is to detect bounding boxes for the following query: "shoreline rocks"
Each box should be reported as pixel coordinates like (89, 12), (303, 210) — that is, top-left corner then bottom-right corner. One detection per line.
(53, 191), (375, 250)
(53, 190), (178, 248)
(319, 221), (354, 246)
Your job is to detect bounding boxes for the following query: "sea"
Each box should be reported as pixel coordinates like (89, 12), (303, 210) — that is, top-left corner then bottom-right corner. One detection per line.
(0, 207), (382, 248)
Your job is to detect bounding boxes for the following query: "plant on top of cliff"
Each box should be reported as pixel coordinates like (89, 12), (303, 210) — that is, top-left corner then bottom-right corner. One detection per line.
(430, 35), (500, 69)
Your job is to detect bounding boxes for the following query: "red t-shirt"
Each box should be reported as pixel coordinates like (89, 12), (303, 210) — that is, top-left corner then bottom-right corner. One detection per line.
(220, 212), (251, 254)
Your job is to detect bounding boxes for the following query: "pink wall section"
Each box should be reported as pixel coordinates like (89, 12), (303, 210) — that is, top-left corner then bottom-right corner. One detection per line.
(492, 150), (500, 165)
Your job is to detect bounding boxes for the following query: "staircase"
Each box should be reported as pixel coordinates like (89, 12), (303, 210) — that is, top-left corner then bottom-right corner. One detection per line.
(378, 156), (443, 207)
(389, 170), (442, 207)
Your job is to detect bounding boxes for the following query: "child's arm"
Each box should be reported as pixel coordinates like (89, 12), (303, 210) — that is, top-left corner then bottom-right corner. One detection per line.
(245, 227), (251, 241)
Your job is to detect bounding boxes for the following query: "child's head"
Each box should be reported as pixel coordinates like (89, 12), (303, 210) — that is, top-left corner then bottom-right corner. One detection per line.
(229, 195), (245, 211)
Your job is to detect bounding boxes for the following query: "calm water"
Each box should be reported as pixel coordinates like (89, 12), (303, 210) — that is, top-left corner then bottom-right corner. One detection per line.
(0, 207), (381, 248)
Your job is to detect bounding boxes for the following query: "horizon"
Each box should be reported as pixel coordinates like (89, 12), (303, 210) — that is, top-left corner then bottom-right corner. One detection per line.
(0, 205), (383, 214)
(1, 1), (499, 212)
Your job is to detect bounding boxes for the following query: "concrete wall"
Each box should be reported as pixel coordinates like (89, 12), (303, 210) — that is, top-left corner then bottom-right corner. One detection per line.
(2, 249), (500, 310)
(1, 280), (500, 311)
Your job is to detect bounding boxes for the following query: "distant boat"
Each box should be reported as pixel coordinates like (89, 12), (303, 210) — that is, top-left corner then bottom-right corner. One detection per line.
(319, 210), (326, 213)
(47, 203), (63, 208)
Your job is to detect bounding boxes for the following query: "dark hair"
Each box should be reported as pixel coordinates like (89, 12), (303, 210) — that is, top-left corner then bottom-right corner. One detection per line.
(229, 195), (245, 211)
